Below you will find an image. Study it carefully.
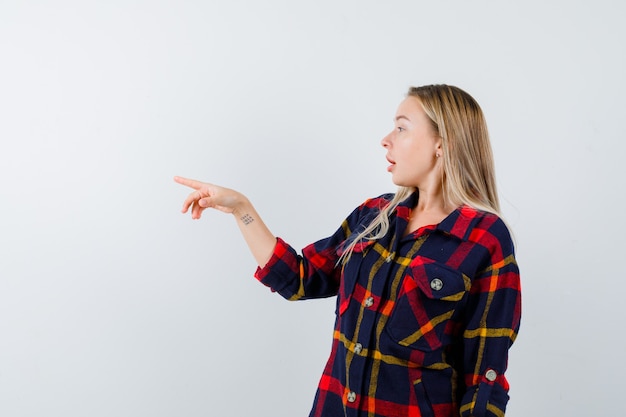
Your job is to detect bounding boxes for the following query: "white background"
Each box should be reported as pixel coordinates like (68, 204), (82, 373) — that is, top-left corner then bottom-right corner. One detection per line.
(1, 1), (624, 416)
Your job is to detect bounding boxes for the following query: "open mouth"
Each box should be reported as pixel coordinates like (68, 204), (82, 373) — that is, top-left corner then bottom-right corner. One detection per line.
(386, 156), (395, 172)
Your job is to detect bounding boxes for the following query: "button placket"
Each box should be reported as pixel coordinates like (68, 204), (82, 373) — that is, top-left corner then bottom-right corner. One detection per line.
(345, 241), (397, 410)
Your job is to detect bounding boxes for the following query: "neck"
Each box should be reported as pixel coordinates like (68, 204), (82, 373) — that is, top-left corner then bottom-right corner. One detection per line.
(404, 187), (454, 236)
(414, 185), (450, 214)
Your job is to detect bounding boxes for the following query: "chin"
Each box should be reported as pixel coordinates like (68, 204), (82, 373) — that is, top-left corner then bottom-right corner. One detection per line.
(391, 179), (418, 190)
(390, 175), (408, 187)
(391, 180), (409, 188)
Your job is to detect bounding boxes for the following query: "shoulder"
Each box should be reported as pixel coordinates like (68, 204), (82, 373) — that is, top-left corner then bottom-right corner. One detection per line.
(342, 193), (394, 229)
(354, 193), (398, 219)
(358, 193), (395, 211)
(457, 206), (516, 257)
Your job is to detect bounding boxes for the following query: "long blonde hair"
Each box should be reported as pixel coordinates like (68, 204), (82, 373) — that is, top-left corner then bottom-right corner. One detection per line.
(340, 84), (500, 263)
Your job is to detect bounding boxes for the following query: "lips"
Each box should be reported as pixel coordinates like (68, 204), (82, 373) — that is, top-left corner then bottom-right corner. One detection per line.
(386, 156), (395, 172)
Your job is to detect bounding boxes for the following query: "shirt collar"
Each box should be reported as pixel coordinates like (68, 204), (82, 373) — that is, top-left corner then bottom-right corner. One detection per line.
(396, 191), (484, 242)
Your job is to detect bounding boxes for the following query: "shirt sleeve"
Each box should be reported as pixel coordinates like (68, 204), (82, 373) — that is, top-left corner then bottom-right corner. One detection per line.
(253, 236), (341, 300)
(253, 199), (379, 301)
(459, 217), (522, 417)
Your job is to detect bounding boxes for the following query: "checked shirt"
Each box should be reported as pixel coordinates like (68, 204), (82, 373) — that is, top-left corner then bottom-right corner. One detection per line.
(254, 192), (521, 417)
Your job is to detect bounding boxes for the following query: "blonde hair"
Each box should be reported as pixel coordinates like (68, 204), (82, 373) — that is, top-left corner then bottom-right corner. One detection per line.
(340, 84), (500, 263)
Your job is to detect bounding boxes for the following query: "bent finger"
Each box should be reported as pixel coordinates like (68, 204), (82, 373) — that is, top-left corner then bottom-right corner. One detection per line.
(181, 190), (203, 213)
(191, 199), (208, 219)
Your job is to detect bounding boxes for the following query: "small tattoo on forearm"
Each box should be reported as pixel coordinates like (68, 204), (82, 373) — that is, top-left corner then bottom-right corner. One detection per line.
(241, 214), (254, 225)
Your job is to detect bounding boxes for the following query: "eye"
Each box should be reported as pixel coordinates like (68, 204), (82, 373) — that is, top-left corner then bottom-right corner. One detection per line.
(397, 126), (405, 132)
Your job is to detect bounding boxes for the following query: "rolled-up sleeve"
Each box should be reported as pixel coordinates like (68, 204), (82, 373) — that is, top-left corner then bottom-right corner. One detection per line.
(254, 236), (342, 300)
(254, 199), (380, 301)
(460, 218), (522, 417)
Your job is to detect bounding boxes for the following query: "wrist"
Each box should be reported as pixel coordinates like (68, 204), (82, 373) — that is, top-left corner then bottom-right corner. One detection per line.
(231, 197), (253, 219)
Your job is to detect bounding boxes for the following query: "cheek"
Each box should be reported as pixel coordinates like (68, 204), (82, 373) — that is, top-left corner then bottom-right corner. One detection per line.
(402, 151), (436, 178)
(400, 146), (427, 165)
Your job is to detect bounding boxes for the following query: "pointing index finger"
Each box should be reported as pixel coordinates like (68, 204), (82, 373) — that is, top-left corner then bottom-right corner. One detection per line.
(174, 176), (203, 190)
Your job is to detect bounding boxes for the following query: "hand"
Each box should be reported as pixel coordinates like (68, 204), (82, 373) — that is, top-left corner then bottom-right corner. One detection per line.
(174, 176), (246, 219)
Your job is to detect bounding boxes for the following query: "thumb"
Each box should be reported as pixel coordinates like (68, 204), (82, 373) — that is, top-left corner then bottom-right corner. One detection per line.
(198, 198), (211, 208)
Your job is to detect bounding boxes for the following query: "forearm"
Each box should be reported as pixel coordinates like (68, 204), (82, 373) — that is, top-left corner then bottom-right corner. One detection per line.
(232, 198), (277, 267)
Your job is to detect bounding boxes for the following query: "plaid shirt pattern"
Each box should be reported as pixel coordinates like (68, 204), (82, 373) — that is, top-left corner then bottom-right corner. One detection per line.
(255, 193), (521, 417)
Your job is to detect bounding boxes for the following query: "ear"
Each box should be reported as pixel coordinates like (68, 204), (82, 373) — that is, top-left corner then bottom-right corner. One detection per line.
(434, 139), (443, 156)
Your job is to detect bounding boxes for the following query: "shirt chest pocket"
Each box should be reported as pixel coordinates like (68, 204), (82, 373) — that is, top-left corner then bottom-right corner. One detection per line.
(385, 259), (471, 351)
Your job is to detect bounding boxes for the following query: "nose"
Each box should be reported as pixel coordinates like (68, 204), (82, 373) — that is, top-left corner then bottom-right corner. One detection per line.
(381, 132), (392, 148)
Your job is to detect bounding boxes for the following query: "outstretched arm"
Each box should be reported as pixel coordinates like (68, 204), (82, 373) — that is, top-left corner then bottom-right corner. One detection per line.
(174, 176), (277, 267)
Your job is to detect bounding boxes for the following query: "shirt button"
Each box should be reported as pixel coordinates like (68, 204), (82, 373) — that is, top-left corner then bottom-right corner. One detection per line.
(485, 369), (498, 382)
(354, 343), (363, 354)
(364, 296), (374, 307)
(430, 278), (444, 291)
(347, 391), (357, 403)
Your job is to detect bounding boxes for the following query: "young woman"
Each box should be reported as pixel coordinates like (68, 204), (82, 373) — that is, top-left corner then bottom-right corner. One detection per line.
(175, 84), (521, 417)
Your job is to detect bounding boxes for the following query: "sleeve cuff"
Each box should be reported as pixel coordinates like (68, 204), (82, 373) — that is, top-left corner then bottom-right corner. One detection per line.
(254, 237), (287, 283)
(253, 237), (300, 296)
(460, 369), (510, 417)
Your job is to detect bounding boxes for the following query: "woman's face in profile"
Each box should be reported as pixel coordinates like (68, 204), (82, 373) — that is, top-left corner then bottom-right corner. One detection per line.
(381, 97), (441, 188)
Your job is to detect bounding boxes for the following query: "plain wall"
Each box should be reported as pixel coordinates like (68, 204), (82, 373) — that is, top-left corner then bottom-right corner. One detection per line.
(1, 1), (625, 416)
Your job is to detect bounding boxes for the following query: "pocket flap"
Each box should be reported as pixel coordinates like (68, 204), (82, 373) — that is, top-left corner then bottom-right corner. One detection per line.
(410, 259), (470, 302)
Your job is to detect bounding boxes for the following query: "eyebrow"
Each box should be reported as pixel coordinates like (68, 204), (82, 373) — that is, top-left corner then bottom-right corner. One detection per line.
(395, 115), (410, 122)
